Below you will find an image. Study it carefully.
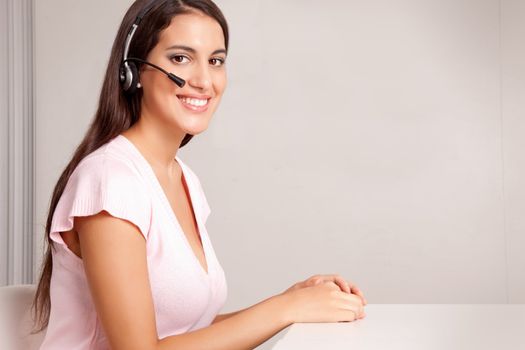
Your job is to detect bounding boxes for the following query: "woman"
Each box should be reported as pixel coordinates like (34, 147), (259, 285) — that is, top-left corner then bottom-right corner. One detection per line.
(32, 0), (367, 349)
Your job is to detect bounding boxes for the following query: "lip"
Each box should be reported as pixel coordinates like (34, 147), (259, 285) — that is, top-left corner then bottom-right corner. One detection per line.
(176, 94), (211, 113)
(177, 94), (212, 99)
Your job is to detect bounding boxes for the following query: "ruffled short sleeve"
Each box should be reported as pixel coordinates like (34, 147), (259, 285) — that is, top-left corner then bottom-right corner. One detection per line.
(50, 154), (152, 248)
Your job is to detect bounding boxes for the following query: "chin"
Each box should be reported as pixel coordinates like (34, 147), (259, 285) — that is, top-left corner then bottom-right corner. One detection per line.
(181, 120), (210, 136)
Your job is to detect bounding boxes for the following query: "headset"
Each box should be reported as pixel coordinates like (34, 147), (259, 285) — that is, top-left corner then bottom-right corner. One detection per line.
(119, 0), (186, 95)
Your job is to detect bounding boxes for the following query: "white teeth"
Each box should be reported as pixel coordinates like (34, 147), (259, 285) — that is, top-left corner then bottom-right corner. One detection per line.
(179, 96), (208, 107)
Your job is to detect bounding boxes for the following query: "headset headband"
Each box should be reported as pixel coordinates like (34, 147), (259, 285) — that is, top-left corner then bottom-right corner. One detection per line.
(123, 0), (167, 67)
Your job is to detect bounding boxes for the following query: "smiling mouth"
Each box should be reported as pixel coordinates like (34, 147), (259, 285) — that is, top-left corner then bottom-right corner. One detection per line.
(176, 95), (211, 112)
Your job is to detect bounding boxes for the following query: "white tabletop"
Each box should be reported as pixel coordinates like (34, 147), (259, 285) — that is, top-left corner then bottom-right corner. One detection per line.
(272, 304), (525, 350)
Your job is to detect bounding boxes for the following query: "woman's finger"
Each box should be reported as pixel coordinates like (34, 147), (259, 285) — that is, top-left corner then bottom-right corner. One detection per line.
(332, 275), (351, 294)
(305, 275), (324, 287)
(349, 284), (367, 305)
(330, 275), (367, 306)
(306, 274), (368, 305)
(310, 274), (349, 293)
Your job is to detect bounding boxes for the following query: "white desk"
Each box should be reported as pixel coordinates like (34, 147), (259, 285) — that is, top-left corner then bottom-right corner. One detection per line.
(272, 304), (525, 350)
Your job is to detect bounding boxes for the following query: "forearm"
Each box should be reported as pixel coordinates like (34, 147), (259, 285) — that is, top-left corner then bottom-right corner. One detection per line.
(211, 310), (243, 324)
(156, 294), (292, 350)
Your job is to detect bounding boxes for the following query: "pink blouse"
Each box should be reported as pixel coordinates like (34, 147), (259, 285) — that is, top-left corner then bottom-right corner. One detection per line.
(39, 134), (228, 349)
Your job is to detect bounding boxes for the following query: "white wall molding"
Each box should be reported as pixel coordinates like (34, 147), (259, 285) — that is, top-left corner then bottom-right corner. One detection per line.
(0, 0), (35, 286)
(0, 0), (8, 286)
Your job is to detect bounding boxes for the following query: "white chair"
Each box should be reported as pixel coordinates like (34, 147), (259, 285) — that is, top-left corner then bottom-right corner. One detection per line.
(0, 284), (47, 350)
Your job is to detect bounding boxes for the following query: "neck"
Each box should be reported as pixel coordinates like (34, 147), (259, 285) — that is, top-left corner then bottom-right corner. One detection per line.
(121, 118), (186, 180)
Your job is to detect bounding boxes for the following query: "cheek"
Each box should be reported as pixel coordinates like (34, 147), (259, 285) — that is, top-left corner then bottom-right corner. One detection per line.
(142, 85), (179, 119)
(146, 76), (178, 103)
(214, 71), (227, 92)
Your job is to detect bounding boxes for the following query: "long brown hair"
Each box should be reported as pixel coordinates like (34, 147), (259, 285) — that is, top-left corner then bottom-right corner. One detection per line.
(31, 0), (229, 333)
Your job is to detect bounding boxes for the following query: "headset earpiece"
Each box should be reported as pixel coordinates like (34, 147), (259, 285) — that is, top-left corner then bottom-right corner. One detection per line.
(125, 61), (140, 95)
(128, 61), (140, 94)
(120, 60), (140, 95)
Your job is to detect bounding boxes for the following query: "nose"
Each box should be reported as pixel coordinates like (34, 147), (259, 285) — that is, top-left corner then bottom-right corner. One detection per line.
(187, 60), (212, 91)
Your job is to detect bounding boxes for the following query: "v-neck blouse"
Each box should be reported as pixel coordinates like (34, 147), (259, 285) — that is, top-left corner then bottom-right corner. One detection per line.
(39, 135), (228, 349)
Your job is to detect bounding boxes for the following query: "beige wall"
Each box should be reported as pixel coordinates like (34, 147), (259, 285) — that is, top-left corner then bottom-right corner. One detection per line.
(34, 0), (525, 348)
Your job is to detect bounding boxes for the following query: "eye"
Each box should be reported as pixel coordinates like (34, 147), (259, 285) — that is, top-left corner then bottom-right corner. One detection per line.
(210, 57), (226, 67)
(169, 55), (189, 64)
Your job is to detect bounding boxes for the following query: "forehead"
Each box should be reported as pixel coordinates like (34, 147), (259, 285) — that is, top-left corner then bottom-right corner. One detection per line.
(158, 12), (225, 51)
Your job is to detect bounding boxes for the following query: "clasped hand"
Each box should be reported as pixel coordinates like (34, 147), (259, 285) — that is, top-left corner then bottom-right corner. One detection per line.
(282, 274), (368, 320)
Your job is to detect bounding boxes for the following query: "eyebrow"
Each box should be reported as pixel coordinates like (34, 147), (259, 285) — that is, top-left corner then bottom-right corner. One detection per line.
(166, 44), (227, 56)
